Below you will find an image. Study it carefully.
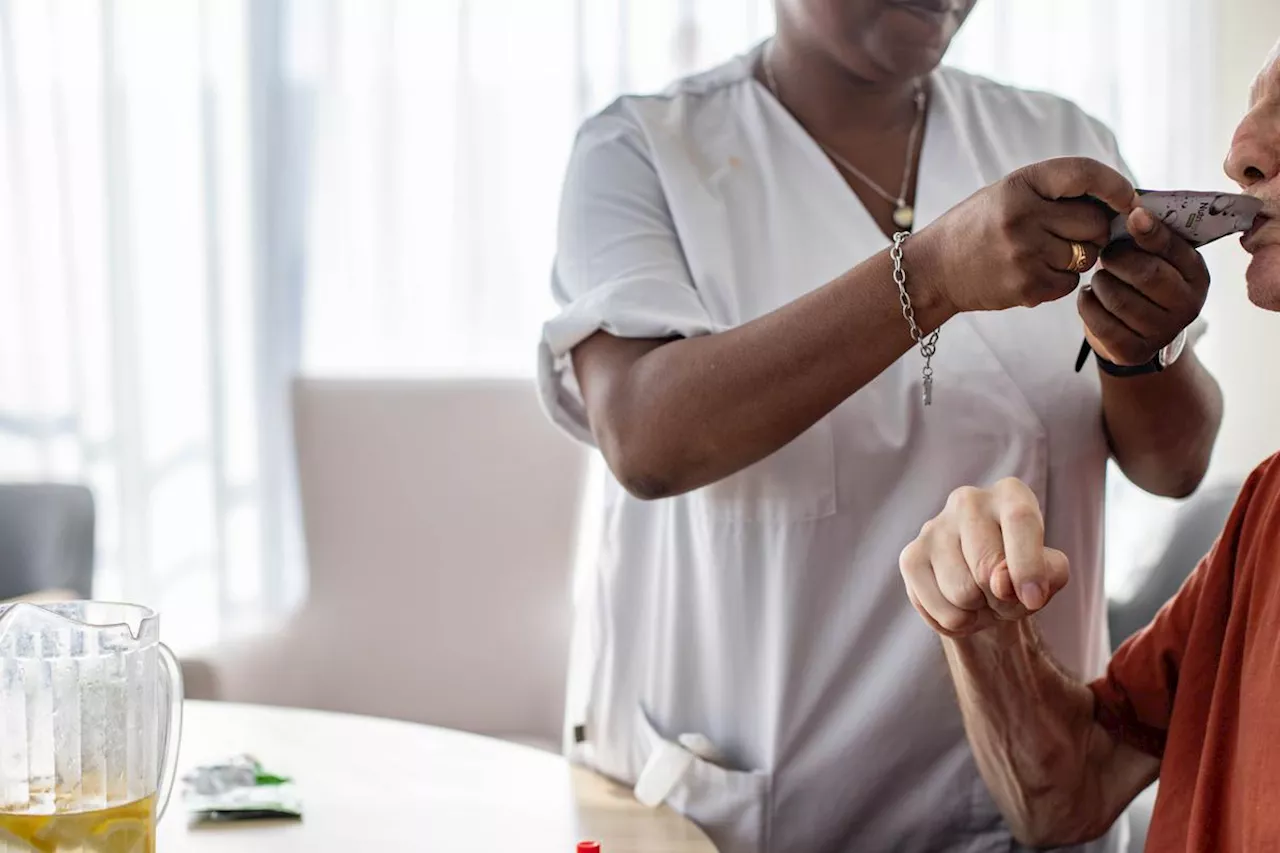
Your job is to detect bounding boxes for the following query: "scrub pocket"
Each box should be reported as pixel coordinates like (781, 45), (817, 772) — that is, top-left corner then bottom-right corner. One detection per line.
(633, 707), (772, 853)
(695, 418), (837, 525)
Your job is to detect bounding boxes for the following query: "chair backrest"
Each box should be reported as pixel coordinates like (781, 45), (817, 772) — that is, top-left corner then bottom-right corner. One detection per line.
(1108, 481), (1241, 649)
(0, 484), (95, 601)
(206, 378), (588, 746)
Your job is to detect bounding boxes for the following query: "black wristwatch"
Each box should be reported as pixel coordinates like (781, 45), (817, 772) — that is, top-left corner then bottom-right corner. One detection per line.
(1094, 329), (1188, 377)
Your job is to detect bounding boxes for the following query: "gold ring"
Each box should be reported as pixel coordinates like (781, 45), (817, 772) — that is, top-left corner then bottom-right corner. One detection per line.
(1067, 242), (1091, 273)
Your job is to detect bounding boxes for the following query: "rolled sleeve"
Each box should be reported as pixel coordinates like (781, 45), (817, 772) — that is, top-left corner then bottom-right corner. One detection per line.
(537, 107), (719, 445)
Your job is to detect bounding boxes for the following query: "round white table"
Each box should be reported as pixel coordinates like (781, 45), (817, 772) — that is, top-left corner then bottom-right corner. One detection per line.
(160, 702), (718, 853)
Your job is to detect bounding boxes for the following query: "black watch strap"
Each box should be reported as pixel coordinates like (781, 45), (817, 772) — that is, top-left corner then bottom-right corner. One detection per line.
(1095, 353), (1164, 377)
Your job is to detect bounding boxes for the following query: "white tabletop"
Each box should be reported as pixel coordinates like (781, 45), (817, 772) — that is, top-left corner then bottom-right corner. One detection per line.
(160, 701), (717, 853)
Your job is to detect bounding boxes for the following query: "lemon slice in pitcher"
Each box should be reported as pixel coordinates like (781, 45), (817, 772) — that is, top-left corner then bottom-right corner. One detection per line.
(0, 824), (48, 853)
(31, 812), (97, 853)
(87, 817), (150, 853)
(2, 814), (66, 853)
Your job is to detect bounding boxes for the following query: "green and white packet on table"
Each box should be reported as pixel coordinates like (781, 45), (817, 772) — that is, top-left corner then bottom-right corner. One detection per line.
(183, 754), (303, 824)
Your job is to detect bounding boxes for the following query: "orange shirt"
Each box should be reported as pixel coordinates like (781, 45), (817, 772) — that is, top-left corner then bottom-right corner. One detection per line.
(1091, 453), (1280, 852)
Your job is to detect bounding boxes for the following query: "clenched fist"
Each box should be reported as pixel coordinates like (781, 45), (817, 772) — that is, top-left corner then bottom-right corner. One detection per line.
(899, 478), (1069, 637)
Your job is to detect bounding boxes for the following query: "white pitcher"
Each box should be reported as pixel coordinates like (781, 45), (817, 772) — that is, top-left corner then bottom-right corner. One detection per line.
(0, 602), (183, 852)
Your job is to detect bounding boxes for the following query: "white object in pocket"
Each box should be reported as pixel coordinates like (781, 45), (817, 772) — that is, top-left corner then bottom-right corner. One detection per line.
(634, 737), (696, 807)
(633, 708), (771, 853)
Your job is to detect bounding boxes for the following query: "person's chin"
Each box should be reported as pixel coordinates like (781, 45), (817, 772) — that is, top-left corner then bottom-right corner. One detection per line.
(881, 42), (949, 78)
(1246, 245), (1280, 310)
(874, 6), (963, 75)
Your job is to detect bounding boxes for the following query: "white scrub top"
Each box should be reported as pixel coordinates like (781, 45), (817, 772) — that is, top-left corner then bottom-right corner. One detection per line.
(539, 43), (1129, 853)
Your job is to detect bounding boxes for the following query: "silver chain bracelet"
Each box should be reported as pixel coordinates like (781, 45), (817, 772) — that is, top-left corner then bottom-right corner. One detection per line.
(891, 231), (940, 406)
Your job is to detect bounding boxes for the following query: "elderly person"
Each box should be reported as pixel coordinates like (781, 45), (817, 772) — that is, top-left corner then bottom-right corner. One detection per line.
(899, 40), (1280, 851)
(539, 1), (1222, 851)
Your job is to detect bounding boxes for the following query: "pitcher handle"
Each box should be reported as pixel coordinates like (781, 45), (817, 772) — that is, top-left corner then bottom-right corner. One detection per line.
(156, 642), (186, 819)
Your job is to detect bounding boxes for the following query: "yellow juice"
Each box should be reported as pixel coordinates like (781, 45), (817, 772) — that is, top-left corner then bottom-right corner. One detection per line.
(0, 795), (154, 853)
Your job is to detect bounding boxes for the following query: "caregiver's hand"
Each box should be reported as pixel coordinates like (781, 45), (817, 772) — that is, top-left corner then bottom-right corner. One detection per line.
(898, 478), (1070, 638)
(913, 157), (1138, 314)
(1078, 207), (1211, 365)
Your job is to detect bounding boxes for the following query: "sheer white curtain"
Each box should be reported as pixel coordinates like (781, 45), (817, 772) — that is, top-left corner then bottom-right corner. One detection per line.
(297, 0), (1216, 378)
(0, 0), (1216, 647)
(292, 0), (777, 375)
(0, 0), (299, 651)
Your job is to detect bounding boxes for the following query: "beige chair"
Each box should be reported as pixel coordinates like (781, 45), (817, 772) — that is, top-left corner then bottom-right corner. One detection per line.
(184, 378), (589, 751)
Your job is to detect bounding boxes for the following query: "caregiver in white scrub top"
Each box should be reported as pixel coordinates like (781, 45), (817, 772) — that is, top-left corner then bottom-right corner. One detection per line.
(537, 1), (1223, 851)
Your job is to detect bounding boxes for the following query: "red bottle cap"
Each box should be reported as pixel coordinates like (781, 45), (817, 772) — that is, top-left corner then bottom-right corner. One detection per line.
(577, 843), (601, 853)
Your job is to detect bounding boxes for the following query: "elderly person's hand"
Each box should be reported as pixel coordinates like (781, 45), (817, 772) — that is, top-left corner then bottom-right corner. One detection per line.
(1079, 207), (1211, 366)
(898, 478), (1069, 638)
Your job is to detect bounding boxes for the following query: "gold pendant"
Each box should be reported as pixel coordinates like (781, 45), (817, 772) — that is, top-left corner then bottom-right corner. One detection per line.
(893, 205), (915, 230)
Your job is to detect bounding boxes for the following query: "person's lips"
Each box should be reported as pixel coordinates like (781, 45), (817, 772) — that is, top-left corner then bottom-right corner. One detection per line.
(1242, 213), (1277, 253)
(890, 0), (960, 17)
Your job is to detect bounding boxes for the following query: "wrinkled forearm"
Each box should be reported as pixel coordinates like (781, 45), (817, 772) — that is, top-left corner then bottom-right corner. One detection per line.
(942, 621), (1149, 847)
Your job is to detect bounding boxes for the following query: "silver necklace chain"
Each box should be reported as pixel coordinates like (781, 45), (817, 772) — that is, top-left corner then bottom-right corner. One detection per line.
(762, 42), (926, 226)
(762, 42), (938, 406)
